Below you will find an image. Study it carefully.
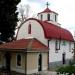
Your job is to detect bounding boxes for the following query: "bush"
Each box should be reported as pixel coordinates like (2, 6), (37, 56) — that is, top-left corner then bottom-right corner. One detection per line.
(56, 65), (75, 74)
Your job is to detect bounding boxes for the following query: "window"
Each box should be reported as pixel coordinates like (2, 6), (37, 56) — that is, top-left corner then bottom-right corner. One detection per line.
(55, 14), (57, 22)
(17, 54), (21, 66)
(28, 24), (31, 34)
(41, 14), (43, 20)
(55, 40), (60, 53)
(62, 53), (66, 64)
(47, 14), (50, 21)
(69, 42), (71, 52)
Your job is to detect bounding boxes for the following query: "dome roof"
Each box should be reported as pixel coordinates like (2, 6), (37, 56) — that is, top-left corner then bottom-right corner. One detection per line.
(17, 18), (74, 42)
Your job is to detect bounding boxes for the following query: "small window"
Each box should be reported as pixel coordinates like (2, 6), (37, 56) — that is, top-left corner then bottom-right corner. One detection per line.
(55, 14), (57, 22)
(47, 14), (50, 21)
(41, 14), (43, 20)
(28, 24), (31, 34)
(55, 40), (60, 53)
(69, 42), (71, 52)
(17, 54), (21, 66)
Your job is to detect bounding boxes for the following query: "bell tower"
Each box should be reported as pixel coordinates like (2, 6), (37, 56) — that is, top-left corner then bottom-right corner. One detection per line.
(38, 2), (60, 26)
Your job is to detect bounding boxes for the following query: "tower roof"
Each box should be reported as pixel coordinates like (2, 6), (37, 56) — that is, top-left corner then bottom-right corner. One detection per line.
(38, 7), (58, 14)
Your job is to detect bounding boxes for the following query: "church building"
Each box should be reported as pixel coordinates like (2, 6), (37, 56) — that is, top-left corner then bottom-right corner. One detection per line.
(16, 2), (74, 68)
(0, 2), (74, 75)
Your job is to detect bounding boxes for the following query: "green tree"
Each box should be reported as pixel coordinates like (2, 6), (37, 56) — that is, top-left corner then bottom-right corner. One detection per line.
(0, 0), (21, 42)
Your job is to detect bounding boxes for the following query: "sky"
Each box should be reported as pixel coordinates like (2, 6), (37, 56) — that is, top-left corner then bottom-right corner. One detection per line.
(18, 0), (75, 36)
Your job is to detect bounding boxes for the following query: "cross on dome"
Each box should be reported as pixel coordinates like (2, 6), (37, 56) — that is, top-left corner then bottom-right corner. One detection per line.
(46, 2), (50, 8)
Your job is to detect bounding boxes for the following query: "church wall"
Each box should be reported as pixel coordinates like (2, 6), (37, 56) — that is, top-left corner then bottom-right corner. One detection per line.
(50, 13), (57, 22)
(38, 13), (47, 21)
(49, 39), (74, 68)
(49, 40), (74, 69)
(38, 13), (58, 22)
(11, 52), (25, 74)
(27, 52), (38, 74)
(27, 52), (48, 74)
(42, 52), (48, 70)
(17, 20), (48, 46)
(38, 13), (59, 26)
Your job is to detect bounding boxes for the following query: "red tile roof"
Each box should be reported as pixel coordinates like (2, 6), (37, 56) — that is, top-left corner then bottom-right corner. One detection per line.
(40, 21), (74, 41)
(38, 7), (58, 14)
(17, 18), (74, 41)
(0, 38), (48, 52)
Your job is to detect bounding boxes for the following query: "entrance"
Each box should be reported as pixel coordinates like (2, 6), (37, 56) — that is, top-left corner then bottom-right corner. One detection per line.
(38, 54), (42, 71)
(5, 52), (11, 71)
(62, 52), (66, 64)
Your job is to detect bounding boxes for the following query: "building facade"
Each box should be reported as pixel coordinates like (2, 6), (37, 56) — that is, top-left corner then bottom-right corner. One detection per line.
(16, 6), (74, 68)
(0, 38), (48, 74)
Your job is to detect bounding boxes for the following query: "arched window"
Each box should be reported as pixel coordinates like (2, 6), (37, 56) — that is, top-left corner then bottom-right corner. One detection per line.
(38, 54), (42, 71)
(41, 14), (43, 20)
(17, 54), (21, 66)
(47, 14), (50, 21)
(55, 14), (57, 22)
(28, 24), (31, 34)
(62, 52), (66, 64)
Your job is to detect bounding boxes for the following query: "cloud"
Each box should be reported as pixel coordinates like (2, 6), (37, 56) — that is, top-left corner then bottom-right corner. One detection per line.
(27, 0), (46, 3)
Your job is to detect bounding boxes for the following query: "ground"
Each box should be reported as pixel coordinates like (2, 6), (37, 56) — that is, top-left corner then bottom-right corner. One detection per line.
(0, 70), (57, 75)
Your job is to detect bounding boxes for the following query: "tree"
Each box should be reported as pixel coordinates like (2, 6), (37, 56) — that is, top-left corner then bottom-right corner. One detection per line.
(18, 4), (30, 23)
(0, 0), (21, 42)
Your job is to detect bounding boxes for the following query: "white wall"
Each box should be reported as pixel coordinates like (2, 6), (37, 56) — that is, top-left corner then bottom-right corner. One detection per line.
(49, 39), (74, 62)
(38, 13), (47, 21)
(38, 13), (60, 26)
(38, 13), (57, 22)
(17, 20), (48, 45)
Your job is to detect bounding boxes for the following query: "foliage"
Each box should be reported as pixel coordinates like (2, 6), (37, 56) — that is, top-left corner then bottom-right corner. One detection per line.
(0, 0), (21, 42)
(56, 60), (75, 74)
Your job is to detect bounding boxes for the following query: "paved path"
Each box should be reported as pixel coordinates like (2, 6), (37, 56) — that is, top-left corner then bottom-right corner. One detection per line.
(35, 71), (57, 75)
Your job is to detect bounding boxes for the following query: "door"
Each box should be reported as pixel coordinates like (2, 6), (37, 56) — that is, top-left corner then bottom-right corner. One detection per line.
(5, 52), (11, 71)
(62, 52), (66, 64)
(38, 54), (42, 71)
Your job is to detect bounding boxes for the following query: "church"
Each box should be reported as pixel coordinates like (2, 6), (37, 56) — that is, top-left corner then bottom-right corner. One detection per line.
(16, 3), (74, 68)
(0, 2), (74, 75)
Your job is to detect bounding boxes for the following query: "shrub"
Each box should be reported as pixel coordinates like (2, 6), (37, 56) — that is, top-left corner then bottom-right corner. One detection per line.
(56, 65), (75, 74)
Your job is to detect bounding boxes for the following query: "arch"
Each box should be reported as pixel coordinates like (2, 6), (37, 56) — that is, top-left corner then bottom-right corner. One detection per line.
(38, 54), (42, 71)
(16, 18), (46, 39)
(17, 54), (21, 66)
(47, 14), (50, 21)
(62, 52), (66, 64)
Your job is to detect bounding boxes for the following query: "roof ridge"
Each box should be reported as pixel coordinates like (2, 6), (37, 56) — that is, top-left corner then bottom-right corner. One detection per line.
(27, 38), (34, 50)
(34, 38), (49, 49)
